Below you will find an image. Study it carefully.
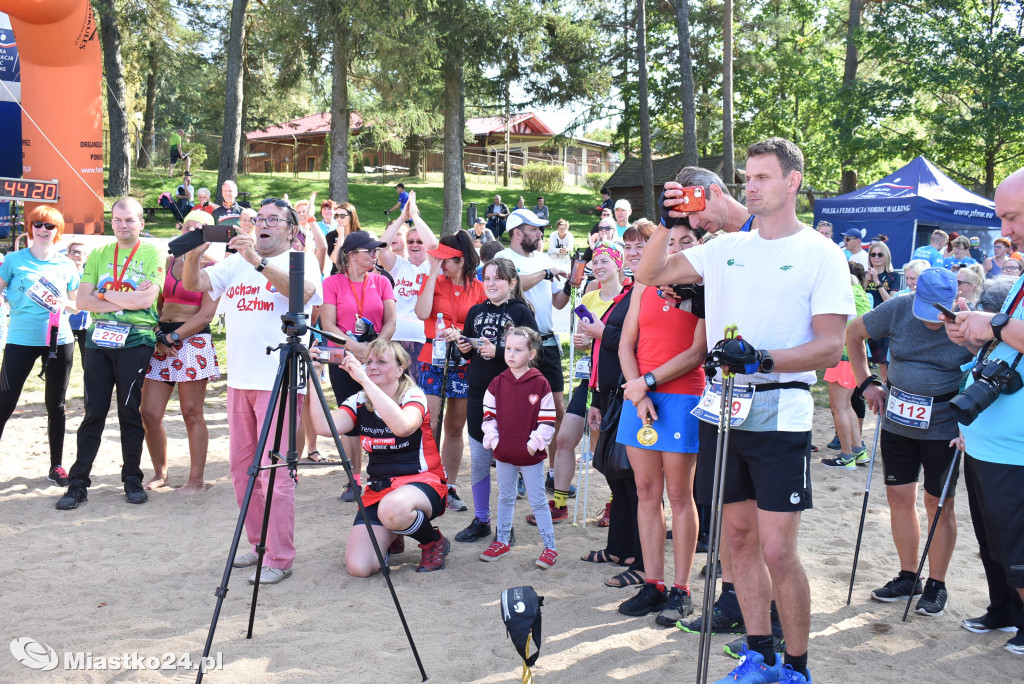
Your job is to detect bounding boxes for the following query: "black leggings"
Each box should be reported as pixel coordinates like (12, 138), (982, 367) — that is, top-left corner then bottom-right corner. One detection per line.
(0, 343), (75, 467)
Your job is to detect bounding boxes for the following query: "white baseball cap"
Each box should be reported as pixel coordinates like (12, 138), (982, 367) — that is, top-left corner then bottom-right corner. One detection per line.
(506, 208), (549, 231)
(614, 199), (632, 213)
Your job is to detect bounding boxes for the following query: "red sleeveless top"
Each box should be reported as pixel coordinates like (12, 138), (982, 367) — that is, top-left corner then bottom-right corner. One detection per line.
(636, 285), (705, 396)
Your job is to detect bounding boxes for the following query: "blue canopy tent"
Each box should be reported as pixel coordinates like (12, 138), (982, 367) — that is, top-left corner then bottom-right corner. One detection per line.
(813, 156), (1001, 267)
(0, 14), (21, 237)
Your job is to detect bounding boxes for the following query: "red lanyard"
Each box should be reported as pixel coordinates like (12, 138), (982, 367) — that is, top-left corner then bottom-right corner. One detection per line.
(112, 241), (140, 290)
(348, 275), (367, 316)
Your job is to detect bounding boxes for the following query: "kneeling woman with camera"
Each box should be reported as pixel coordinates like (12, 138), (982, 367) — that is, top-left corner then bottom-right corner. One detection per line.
(310, 340), (449, 576)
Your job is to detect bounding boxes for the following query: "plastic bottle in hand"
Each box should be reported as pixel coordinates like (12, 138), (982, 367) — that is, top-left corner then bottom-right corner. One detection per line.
(432, 313), (447, 366)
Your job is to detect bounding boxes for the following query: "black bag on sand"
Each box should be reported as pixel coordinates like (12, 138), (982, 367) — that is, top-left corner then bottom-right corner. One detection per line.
(592, 377), (631, 479)
(501, 585), (544, 672)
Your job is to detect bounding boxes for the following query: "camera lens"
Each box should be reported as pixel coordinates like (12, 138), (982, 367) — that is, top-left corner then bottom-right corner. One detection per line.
(949, 381), (1001, 426)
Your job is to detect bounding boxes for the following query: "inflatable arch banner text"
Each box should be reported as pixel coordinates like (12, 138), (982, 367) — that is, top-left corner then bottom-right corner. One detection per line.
(0, 0), (104, 234)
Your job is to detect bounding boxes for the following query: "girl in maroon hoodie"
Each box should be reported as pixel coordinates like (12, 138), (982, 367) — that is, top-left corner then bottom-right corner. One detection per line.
(479, 327), (558, 568)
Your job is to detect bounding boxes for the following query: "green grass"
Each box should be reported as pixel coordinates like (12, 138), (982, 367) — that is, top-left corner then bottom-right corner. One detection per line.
(129, 168), (602, 240)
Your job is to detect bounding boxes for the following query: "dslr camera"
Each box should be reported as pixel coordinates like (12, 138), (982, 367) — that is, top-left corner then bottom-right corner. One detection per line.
(949, 353), (1023, 425)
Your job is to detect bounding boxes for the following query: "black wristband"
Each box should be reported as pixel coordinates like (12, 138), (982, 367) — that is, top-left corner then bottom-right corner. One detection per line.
(544, 268), (553, 280)
(855, 374), (882, 397)
(155, 331), (167, 346)
(563, 280), (573, 297)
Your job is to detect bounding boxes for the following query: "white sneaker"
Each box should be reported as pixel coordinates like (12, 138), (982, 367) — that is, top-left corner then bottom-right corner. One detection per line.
(232, 552), (259, 568)
(248, 567), (292, 585)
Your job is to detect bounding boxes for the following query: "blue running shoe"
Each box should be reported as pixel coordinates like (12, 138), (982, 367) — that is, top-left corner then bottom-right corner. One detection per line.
(779, 664), (813, 683)
(712, 648), (782, 684)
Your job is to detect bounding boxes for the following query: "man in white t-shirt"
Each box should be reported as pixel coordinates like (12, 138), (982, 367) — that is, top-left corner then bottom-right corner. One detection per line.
(639, 138), (853, 684)
(183, 198), (323, 587)
(843, 228), (870, 269)
(378, 191), (438, 382)
(497, 209), (569, 476)
(613, 199), (632, 238)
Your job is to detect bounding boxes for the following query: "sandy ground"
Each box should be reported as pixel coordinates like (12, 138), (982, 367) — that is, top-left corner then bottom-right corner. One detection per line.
(1, 379), (1021, 683)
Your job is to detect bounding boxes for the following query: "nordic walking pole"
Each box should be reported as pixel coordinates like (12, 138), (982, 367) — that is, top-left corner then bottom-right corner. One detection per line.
(696, 325), (738, 684)
(847, 418), (884, 605)
(902, 447), (962, 621)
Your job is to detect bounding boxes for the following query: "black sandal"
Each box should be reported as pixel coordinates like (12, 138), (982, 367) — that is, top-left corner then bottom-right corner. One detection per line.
(605, 567), (644, 588)
(581, 549), (619, 564)
(307, 450), (339, 464)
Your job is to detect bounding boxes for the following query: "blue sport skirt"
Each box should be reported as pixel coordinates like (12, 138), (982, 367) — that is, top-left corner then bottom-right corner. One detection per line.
(616, 391), (701, 453)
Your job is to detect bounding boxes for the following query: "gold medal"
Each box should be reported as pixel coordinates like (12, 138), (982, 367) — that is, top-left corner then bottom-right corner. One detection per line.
(637, 420), (658, 446)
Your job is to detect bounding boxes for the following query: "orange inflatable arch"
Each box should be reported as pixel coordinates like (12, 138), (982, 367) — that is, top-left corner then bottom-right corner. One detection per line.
(0, 0), (104, 234)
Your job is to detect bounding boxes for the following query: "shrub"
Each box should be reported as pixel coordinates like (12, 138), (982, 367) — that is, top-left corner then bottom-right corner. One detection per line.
(185, 142), (208, 170)
(521, 163), (564, 193)
(585, 172), (612, 194)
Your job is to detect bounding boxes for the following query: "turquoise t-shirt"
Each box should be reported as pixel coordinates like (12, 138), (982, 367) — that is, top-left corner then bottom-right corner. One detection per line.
(0, 250), (80, 346)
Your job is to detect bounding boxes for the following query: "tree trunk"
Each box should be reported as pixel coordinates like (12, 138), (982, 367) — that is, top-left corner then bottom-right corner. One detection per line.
(722, 0), (735, 186)
(329, 21), (350, 202)
(673, 0), (698, 167)
(216, 0), (248, 202)
(839, 0), (862, 194)
(984, 149), (996, 198)
(238, 49), (249, 174)
(441, 55), (464, 236)
(96, 0), (131, 197)
(637, 0), (655, 217)
(139, 39), (158, 169)
(621, 0), (631, 158)
(459, 76), (467, 194)
(407, 134), (422, 176)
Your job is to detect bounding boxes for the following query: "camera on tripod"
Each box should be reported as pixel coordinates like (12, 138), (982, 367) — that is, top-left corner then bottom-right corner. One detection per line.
(949, 352), (1023, 425)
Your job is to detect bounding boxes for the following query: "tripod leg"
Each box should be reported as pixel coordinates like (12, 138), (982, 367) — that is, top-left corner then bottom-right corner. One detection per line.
(302, 350), (429, 681)
(197, 356), (291, 684)
(902, 448), (962, 622)
(847, 419), (883, 605)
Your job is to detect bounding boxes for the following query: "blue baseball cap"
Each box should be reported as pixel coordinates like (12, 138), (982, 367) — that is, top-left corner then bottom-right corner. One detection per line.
(912, 267), (958, 323)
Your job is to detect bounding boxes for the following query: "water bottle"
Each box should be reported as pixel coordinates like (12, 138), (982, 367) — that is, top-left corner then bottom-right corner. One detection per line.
(432, 313), (447, 366)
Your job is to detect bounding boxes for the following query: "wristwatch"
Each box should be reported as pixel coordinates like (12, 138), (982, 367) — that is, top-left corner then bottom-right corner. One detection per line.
(643, 372), (657, 391)
(255, 257), (269, 272)
(168, 332), (181, 345)
(543, 269), (553, 281)
(991, 312), (1011, 343)
(96, 286), (107, 300)
(757, 351), (775, 373)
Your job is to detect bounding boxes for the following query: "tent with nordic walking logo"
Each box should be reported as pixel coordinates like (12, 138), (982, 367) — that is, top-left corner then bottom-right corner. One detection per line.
(812, 156), (1002, 267)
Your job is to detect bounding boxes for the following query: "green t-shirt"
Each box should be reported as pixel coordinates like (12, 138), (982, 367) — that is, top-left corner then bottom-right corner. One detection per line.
(169, 132), (181, 149)
(82, 240), (164, 348)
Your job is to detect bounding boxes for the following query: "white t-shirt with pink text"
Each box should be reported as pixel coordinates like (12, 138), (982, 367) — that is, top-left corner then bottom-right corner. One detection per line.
(389, 256), (431, 343)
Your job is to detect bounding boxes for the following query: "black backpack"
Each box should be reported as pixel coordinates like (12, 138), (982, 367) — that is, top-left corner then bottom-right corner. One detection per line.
(500, 586), (544, 674)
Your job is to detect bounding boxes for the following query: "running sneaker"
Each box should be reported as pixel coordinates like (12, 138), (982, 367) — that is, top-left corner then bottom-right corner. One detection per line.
(655, 587), (694, 626)
(544, 473), (576, 497)
(854, 446), (871, 465)
(619, 583), (668, 617)
(339, 482), (361, 502)
(47, 465), (69, 487)
(724, 634), (786, 660)
(915, 580), (948, 617)
(820, 453), (857, 470)
(526, 500), (568, 525)
(517, 473), (526, 499)
(56, 485), (88, 510)
(416, 529), (450, 572)
(677, 604), (745, 635)
(1004, 631), (1024, 655)
(826, 434), (840, 450)
(779, 665), (813, 683)
(711, 647), (782, 684)
(536, 548), (558, 569)
(480, 540), (512, 562)
(961, 614), (1018, 634)
(455, 517), (492, 542)
(871, 573), (923, 602)
(446, 486), (468, 511)
(124, 477), (148, 504)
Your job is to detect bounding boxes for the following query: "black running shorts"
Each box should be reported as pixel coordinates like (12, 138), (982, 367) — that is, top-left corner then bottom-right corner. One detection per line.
(695, 420), (812, 512)
(965, 455), (1024, 588)
(880, 430), (959, 498)
(566, 379), (589, 417)
(353, 481), (444, 527)
(536, 344), (565, 394)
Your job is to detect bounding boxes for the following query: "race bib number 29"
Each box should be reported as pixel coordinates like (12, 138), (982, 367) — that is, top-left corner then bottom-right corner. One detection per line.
(691, 381), (755, 427)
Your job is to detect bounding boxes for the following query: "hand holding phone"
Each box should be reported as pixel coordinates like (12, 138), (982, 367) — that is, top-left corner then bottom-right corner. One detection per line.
(574, 304), (595, 323)
(933, 302), (958, 320)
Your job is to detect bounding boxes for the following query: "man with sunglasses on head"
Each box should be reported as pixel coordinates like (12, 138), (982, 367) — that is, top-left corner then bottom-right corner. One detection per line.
(57, 198), (165, 510)
(181, 197), (324, 585)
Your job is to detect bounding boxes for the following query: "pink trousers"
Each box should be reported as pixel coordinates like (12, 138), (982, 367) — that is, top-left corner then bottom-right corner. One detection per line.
(227, 388), (305, 570)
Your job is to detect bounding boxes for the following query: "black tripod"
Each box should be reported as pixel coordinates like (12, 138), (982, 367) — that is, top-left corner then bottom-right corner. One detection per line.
(195, 252), (427, 682)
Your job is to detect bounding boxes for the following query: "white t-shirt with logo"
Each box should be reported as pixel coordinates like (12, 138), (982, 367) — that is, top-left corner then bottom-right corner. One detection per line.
(496, 248), (561, 334)
(389, 256), (430, 342)
(206, 251), (324, 391)
(683, 227), (854, 432)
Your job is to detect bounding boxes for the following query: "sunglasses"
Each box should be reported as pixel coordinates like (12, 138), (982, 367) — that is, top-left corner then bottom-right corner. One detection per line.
(32, 222), (57, 230)
(260, 197), (292, 208)
(335, 212), (351, 219)
(351, 248), (380, 257)
(869, 252), (885, 257)
(406, 239), (424, 245)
